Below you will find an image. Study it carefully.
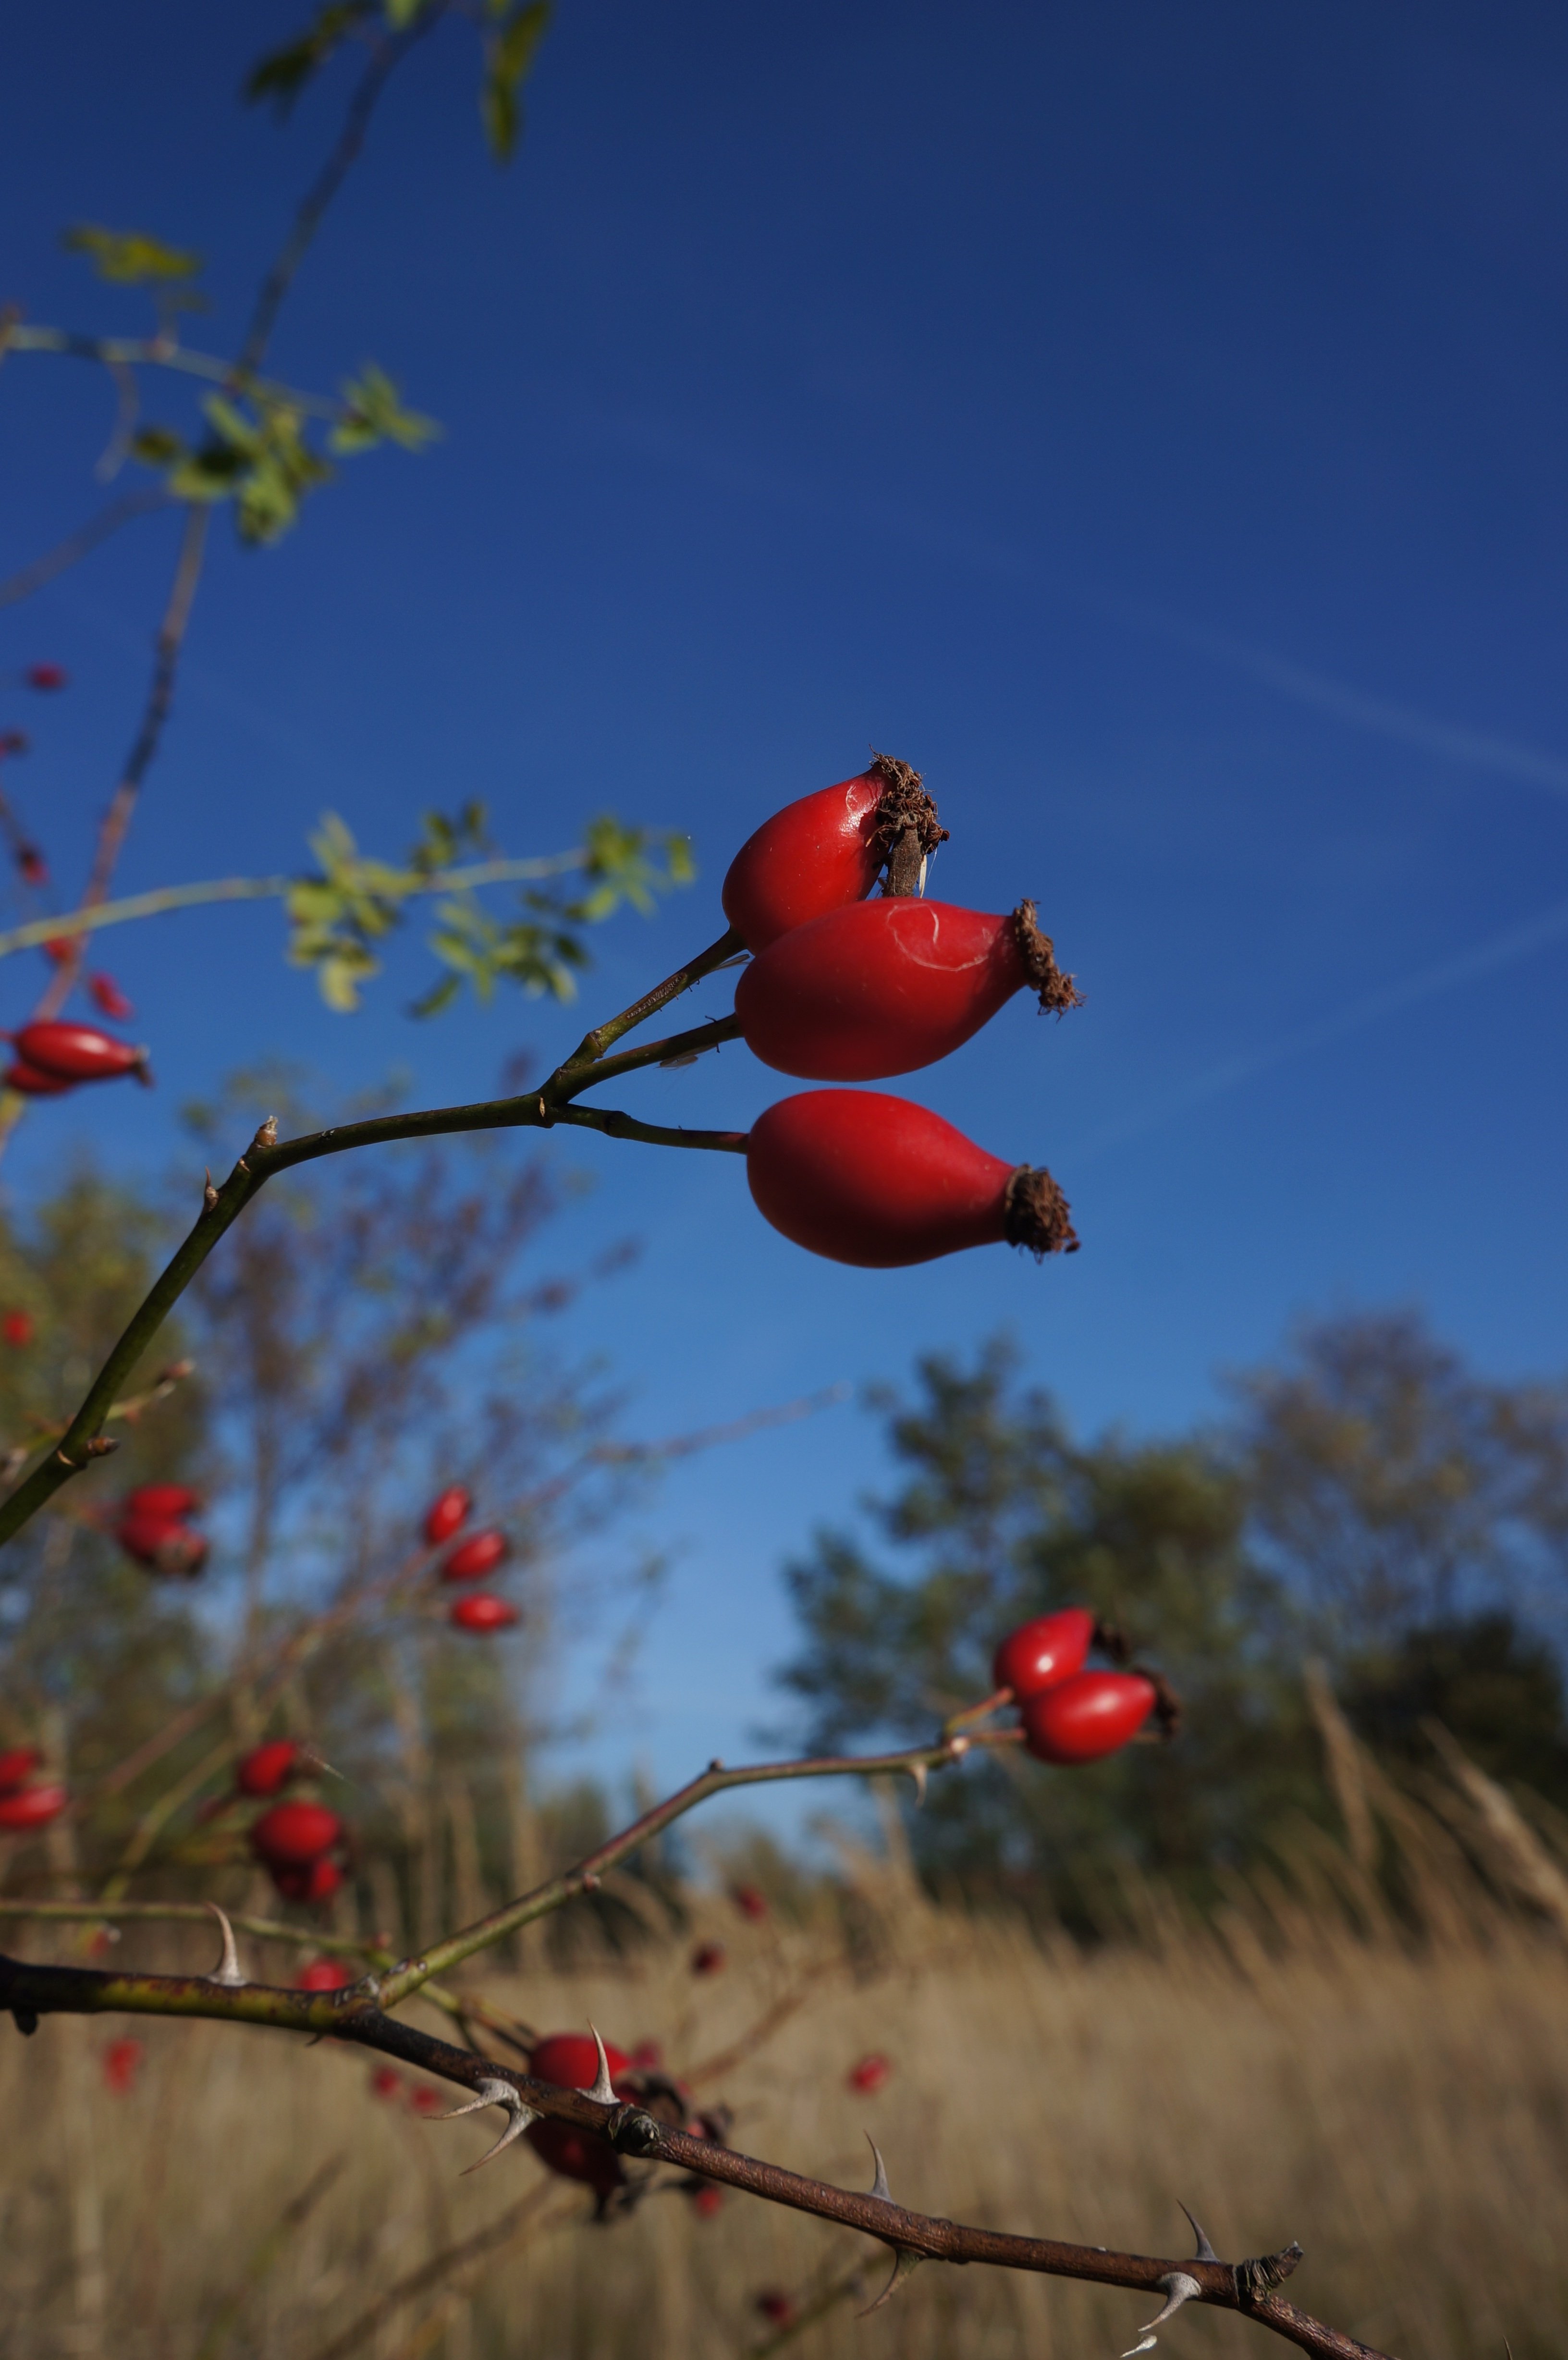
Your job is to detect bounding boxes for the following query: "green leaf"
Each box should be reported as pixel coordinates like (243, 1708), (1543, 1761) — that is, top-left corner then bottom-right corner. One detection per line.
(482, 0), (551, 162)
(383, 0), (429, 25)
(329, 364), (441, 456)
(244, 3), (371, 116)
(63, 224), (201, 285)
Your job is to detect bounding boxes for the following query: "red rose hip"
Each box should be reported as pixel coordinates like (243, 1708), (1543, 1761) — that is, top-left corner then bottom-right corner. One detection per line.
(721, 755), (945, 951)
(250, 1799), (342, 1868)
(126, 1484), (201, 1523)
(236, 1739), (301, 1798)
(1021, 1671), (1156, 1764)
(12, 1022), (151, 1086)
(449, 1592), (517, 1633)
(296, 1956), (355, 1991)
(735, 898), (1079, 1082)
(5, 1061), (74, 1097)
(746, 1091), (1078, 1268)
(992, 1608), (1096, 1702)
(0, 1747), (40, 1794)
(441, 1528), (507, 1583)
(270, 1856), (343, 1904)
(0, 1782), (69, 1831)
(423, 1485), (470, 1547)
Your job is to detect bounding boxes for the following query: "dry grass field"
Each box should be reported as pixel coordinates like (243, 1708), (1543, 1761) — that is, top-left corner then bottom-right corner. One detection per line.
(4, 1765), (1568, 2360)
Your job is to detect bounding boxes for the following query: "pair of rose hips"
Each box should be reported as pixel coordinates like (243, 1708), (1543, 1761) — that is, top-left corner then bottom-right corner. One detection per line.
(2, 1020), (151, 1099)
(115, 1484), (209, 1578)
(720, 759), (1080, 1268)
(0, 1744), (67, 1833)
(992, 1607), (1160, 1762)
(422, 1485), (517, 1635)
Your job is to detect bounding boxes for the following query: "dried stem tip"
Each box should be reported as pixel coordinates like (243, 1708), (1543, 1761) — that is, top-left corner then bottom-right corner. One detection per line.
(869, 751), (948, 898)
(1004, 1165), (1080, 1258)
(1012, 900), (1082, 1016)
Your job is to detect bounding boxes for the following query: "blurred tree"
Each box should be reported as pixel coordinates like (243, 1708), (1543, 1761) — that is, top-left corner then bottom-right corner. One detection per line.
(1229, 1310), (1568, 1651)
(775, 1339), (1317, 1925)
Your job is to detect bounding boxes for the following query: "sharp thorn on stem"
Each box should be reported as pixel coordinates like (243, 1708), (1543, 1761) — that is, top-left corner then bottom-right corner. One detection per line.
(866, 2136), (892, 2204)
(858, 2247), (926, 2317)
(250, 1115), (278, 1154)
(203, 1902), (246, 1988)
(1179, 2204), (1220, 2263)
(906, 1760), (928, 1807)
(423, 2076), (538, 2174)
(1120, 2272), (1203, 2356)
(583, 2024), (618, 2105)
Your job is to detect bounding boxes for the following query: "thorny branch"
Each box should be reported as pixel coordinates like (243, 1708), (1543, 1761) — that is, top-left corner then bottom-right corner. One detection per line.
(0, 1733), (1391, 2360)
(0, 925), (751, 1546)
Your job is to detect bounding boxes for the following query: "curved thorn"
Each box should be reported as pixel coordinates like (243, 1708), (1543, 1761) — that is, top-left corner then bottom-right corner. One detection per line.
(421, 2077), (539, 2175)
(866, 2136), (891, 2204)
(905, 1760), (927, 1807)
(203, 1902), (245, 1988)
(1122, 2270), (1203, 2353)
(583, 2023), (617, 2106)
(857, 2248), (926, 2317)
(1179, 2204), (1219, 2263)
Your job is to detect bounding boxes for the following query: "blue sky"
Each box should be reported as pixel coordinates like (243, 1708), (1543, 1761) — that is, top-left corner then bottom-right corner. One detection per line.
(3, 1), (1568, 1822)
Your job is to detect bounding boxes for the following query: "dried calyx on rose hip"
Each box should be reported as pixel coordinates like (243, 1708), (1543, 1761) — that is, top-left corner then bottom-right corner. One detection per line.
(721, 753), (948, 951)
(735, 897), (1080, 1082)
(746, 1090), (1078, 1268)
(9, 1021), (152, 1087)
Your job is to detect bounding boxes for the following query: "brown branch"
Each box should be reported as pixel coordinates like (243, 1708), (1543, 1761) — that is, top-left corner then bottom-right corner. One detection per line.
(0, 488), (171, 607)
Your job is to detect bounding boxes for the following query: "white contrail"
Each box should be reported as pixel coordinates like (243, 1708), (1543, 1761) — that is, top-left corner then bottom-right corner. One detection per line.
(1069, 891), (1568, 1164)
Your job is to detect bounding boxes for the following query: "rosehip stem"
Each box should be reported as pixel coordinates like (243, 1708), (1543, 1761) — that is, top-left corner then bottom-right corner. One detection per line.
(940, 1687), (1015, 1737)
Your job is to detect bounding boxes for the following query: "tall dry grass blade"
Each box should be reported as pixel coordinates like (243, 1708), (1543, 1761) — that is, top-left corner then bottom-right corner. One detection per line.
(190, 2151), (346, 2360)
(1304, 1661), (1377, 1875)
(1422, 1720), (1568, 1940)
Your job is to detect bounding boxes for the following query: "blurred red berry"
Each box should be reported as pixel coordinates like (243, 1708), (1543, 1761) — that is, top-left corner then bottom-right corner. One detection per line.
(0, 1746), (39, 1793)
(690, 2184), (723, 2218)
(252, 1800), (342, 1868)
(25, 664), (67, 692)
(115, 1511), (208, 1577)
(408, 2084), (446, 2115)
(370, 2065), (404, 2101)
(423, 1484), (470, 1546)
(629, 2039), (663, 2070)
(2, 1311), (33, 1348)
(448, 1592), (517, 1634)
(14, 1020), (149, 1087)
(126, 1484), (201, 1522)
(848, 2053), (891, 2095)
(4, 1061), (73, 1097)
(270, 1856), (343, 1905)
(88, 973), (135, 1020)
(235, 1739), (300, 1798)
(732, 1884), (768, 1922)
(16, 846), (47, 884)
(441, 1528), (508, 1583)
(42, 937), (74, 965)
(0, 1783), (68, 1832)
(755, 2292), (796, 2326)
(0, 731), (28, 758)
(102, 2038), (143, 2094)
(296, 1956), (355, 1992)
(87, 1927), (118, 1959)
(690, 1940), (726, 1976)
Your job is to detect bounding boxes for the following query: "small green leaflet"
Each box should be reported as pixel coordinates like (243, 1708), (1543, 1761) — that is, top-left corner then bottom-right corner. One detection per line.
(330, 365), (441, 456)
(243, 3), (372, 116)
(63, 224), (201, 285)
(482, 0), (551, 162)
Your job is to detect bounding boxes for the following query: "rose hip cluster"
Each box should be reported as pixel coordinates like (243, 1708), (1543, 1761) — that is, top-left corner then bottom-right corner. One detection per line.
(421, 1484), (517, 1635)
(989, 1607), (1177, 1763)
(228, 1739), (348, 1905)
(718, 757), (1082, 1267)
